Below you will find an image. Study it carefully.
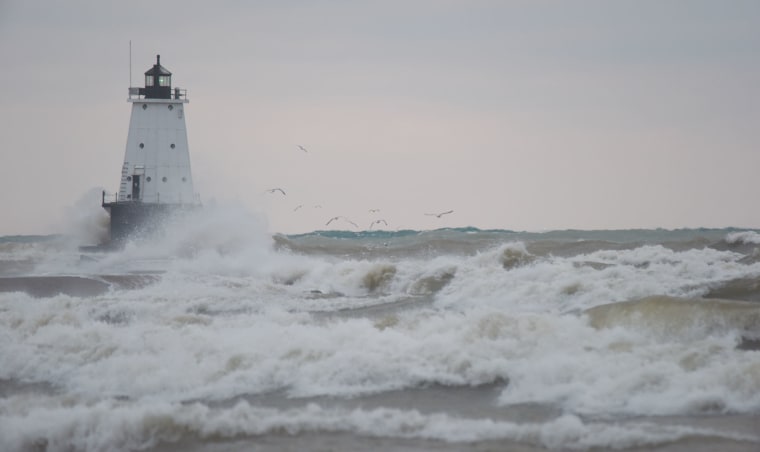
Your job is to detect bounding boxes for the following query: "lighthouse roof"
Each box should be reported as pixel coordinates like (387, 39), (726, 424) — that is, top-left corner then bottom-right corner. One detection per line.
(144, 55), (171, 76)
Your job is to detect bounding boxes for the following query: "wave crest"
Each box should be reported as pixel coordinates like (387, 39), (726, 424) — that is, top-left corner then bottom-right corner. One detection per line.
(585, 295), (760, 341)
(499, 243), (534, 270)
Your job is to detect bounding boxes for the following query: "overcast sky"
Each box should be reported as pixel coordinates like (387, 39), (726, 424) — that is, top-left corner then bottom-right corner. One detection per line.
(1, 0), (759, 235)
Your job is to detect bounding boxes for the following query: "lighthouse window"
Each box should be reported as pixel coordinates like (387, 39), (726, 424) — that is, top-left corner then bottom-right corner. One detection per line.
(182, 177), (186, 182)
(139, 143), (144, 149)
(145, 75), (154, 86)
(168, 105), (174, 111)
(162, 177), (167, 182)
(142, 104), (147, 110)
(170, 143), (175, 149)
(126, 176), (132, 181)
(158, 76), (171, 87)
(146, 177), (151, 182)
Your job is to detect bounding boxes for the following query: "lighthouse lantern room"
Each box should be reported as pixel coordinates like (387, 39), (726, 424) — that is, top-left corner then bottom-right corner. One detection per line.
(102, 54), (199, 244)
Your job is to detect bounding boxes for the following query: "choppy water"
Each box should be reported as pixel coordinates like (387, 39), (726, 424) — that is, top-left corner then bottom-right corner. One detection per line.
(1, 207), (760, 451)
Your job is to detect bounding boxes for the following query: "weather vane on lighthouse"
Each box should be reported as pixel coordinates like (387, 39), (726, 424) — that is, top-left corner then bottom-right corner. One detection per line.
(99, 54), (200, 247)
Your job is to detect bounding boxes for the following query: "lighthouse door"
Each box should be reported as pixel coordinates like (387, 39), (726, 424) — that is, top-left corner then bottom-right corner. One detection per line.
(132, 175), (142, 201)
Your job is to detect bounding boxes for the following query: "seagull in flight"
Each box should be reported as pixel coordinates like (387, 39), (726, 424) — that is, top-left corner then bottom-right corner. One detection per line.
(326, 216), (358, 228)
(425, 210), (453, 218)
(297, 145), (308, 153)
(369, 208), (381, 213)
(369, 219), (388, 230)
(264, 188), (286, 195)
(293, 204), (303, 211)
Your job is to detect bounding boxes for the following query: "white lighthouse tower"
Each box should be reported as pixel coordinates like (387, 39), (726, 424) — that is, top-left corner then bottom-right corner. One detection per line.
(102, 55), (199, 244)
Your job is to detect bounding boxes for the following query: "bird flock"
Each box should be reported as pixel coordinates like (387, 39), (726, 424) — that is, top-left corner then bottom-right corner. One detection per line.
(260, 144), (455, 231)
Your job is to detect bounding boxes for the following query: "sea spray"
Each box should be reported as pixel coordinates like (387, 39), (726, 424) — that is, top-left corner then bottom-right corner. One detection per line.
(59, 187), (110, 248)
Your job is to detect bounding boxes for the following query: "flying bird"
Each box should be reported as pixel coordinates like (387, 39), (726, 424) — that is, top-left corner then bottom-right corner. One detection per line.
(297, 145), (308, 153)
(326, 216), (358, 228)
(369, 208), (381, 213)
(425, 210), (453, 218)
(293, 204), (303, 211)
(369, 219), (388, 230)
(264, 188), (286, 195)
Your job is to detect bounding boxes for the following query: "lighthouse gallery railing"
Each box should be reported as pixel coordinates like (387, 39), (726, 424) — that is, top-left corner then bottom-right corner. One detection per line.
(102, 190), (200, 205)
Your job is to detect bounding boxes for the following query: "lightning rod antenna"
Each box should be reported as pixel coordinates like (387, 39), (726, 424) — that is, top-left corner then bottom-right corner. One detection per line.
(129, 40), (132, 87)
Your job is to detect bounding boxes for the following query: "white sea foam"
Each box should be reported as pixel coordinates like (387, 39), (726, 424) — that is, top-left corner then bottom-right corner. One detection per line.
(2, 285), (760, 418)
(725, 230), (760, 245)
(3, 220), (760, 450)
(433, 242), (751, 314)
(1, 398), (757, 452)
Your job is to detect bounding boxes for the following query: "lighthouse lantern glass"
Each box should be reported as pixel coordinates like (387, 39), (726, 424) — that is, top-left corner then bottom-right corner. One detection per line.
(145, 75), (154, 86)
(158, 75), (171, 87)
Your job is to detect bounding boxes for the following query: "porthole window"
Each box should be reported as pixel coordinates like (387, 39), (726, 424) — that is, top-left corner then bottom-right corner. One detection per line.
(146, 176), (152, 182)
(168, 105), (174, 111)
(170, 143), (175, 149)
(126, 176), (132, 181)
(162, 177), (167, 182)
(139, 143), (144, 149)
(142, 104), (147, 110)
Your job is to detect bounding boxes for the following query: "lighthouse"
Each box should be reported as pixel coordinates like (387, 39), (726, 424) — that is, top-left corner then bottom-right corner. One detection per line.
(101, 55), (199, 245)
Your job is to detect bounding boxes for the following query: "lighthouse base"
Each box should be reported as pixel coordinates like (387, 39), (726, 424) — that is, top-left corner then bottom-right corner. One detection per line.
(101, 201), (199, 246)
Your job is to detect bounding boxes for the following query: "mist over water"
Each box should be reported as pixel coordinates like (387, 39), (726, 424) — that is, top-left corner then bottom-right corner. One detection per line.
(59, 187), (111, 248)
(1, 206), (760, 451)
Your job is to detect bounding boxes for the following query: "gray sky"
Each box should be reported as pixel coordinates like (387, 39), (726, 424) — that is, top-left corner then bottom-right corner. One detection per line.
(1, 0), (759, 235)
